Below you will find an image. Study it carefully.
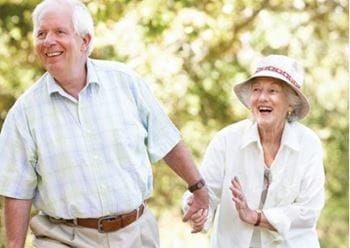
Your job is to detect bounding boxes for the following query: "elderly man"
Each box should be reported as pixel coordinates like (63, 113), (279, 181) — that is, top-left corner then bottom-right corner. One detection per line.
(0, 0), (208, 247)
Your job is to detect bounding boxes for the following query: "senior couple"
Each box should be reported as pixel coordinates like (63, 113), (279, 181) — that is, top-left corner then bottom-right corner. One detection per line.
(0, 0), (324, 247)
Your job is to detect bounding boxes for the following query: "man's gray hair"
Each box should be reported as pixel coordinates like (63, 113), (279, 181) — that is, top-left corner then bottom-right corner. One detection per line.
(32, 0), (94, 55)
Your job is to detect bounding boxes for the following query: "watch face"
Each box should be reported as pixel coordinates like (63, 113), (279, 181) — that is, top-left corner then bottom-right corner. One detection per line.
(189, 179), (205, 192)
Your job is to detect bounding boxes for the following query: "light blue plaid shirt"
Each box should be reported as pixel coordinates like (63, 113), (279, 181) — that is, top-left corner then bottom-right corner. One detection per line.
(0, 59), (181, 219)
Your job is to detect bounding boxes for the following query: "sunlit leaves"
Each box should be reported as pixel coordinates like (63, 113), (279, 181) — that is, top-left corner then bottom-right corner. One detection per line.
(0, 0), (348, 247)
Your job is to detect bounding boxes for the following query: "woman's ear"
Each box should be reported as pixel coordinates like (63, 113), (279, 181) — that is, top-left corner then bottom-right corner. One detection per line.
(288, 105), (293, 113)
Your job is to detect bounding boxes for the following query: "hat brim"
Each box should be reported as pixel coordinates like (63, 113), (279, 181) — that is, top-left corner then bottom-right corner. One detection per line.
(233, 71), (310, 120)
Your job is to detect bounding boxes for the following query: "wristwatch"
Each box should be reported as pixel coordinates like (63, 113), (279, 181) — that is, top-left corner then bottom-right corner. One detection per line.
(254, 209), (262, 226)
(188, 179), (206, 193)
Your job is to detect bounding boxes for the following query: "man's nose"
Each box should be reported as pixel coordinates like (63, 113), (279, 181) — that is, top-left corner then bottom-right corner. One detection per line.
(44, 33), (56, 46)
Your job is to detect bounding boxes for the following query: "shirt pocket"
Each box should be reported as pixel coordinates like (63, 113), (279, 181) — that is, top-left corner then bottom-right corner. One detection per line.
(275, 182), (300, 205)
(108, 122), (146, 164)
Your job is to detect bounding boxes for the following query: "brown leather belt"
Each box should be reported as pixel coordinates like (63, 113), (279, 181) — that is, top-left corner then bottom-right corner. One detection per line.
(49, 204), (144, 233)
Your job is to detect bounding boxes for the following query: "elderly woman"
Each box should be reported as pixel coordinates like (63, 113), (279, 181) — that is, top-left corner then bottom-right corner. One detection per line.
(184, 55), (325, 247)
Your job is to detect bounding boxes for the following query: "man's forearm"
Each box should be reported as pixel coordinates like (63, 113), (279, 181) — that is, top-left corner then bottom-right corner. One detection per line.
(164, 140), (209, 228)
(4, 197), (32, 248)
(163, 140), (202, 186)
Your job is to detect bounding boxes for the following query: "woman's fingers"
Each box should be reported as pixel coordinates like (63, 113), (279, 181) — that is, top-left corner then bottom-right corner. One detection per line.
(191, 208), (203, 219)
(191, 208), (208, 222)
(230, 176), (248, 210)
(230, 185), (244, 200)
(232, 195), (245, 207)
(190, 209), (208, 233)
(231, 176), (242, 189)
(191, 209), (208, 223)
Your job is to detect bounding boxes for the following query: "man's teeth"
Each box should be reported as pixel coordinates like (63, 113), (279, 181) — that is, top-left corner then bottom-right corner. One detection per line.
(46, 52), (62, 57)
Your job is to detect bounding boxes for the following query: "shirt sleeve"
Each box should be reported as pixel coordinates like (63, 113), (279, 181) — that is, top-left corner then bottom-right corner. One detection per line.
(0, 103), (38, 199)
(195, 132), (227, 229)
(131, 76), (181, 162)
(263, 139), (325, 240)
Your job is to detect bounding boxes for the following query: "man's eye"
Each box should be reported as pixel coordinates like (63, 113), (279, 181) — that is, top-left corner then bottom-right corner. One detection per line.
(37, 32), (45, 38)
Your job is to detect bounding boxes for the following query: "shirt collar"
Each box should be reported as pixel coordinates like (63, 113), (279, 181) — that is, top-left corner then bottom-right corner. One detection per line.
(46, 73), (62, 95)
(240, 119), (300, 151)
(240, 119), (260, 149)
(86, 58), (99, 86)
(47, 58), (100, 96)
(280, 121), (300, 151)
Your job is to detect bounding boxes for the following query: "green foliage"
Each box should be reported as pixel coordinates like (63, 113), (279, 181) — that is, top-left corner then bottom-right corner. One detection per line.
(0, 0), (348, 247)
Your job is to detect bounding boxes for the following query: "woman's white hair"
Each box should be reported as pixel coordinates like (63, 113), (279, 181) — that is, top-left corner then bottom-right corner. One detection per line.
(284, 84), (302, 122)
(32, 0), (94, 55)
(247, 80), (303, 123)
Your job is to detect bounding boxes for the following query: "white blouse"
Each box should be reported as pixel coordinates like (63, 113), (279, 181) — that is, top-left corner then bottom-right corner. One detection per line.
(186, 119), (325, 248)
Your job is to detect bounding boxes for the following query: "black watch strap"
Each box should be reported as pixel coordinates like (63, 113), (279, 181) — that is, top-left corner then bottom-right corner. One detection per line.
(188, 179), (205, 193)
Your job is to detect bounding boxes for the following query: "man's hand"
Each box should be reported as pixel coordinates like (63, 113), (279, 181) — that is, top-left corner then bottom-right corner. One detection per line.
(182, 187), (209, 233)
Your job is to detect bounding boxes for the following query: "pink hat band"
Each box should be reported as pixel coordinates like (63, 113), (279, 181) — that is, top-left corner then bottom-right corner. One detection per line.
(255, 66), (300, 89)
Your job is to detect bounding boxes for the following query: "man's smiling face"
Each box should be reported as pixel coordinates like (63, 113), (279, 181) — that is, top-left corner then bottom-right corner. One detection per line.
(34, 4), (87, 76)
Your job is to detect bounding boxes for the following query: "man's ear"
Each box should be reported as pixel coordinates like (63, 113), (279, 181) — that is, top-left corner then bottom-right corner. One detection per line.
(81, 33), (92, 52)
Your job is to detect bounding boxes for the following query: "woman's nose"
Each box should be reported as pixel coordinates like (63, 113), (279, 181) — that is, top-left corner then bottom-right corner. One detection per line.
(258, 91), (269, 101)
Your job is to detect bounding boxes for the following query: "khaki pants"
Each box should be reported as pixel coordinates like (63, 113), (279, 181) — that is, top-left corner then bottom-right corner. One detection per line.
(29, 207), (159, 248)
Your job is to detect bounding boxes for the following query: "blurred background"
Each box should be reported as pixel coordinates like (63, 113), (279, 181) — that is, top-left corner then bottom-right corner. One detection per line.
(0, 0), (348, 247)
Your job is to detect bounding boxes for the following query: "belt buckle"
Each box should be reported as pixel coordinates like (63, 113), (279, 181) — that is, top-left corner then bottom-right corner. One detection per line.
(97, 215), (118, 233)
(136, 203), (144, 219)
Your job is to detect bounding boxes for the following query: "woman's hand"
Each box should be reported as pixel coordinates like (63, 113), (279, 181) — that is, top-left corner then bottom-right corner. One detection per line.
(230, 176), (257, 225)
(190, 208), (208, 233)
(185, 195), (208, 233)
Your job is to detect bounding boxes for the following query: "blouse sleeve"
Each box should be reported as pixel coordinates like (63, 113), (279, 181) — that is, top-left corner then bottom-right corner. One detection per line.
(181, 132), (227, 230)
(263, 137), (325, 240)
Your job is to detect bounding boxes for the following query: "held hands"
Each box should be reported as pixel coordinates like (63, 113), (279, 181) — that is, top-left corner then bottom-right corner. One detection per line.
(230, 176), (258, 225)
(183, 187), (209, 233)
